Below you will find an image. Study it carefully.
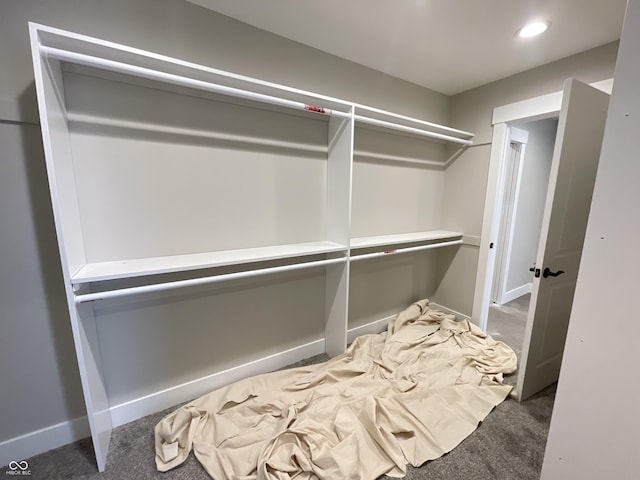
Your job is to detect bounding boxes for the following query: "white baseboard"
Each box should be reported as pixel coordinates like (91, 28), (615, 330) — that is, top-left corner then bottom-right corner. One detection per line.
(2, 303), (465, 465)
(430, 302), (471, 322)
(0, 416), (90, 469)
(109, 338), (326, 427)
(0, 339), (325, 465)
(500, 283), (532, 305)
(346, 315), (394, 344)
(345, 302), (471, 344)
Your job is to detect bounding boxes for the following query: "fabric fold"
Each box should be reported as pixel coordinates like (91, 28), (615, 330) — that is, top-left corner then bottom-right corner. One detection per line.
(155, 299), (517, 479)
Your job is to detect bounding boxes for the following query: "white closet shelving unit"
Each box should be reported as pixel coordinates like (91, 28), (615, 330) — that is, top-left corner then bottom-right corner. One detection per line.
(29, 23), (474, 471)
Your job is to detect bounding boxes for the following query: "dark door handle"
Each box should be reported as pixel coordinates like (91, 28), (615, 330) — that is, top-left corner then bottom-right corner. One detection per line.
(543, 267), (565, 278)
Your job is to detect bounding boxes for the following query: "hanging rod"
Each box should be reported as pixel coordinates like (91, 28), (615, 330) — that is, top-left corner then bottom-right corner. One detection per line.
(355, 104), (474, 138)
(40, 46), (351, 120)
(74, 257), (345, 304)
(354, 150), (445, 168)
(66, 112), (328, 154)
(350, 239), (463, 262)
(354, 115), (473, 146)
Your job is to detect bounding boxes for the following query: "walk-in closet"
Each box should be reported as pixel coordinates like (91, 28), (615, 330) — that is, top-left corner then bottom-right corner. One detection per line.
(29, 23), (475, 470)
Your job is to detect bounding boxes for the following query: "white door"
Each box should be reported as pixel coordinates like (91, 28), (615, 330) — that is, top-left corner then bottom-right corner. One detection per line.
(517, 79), (609, 401)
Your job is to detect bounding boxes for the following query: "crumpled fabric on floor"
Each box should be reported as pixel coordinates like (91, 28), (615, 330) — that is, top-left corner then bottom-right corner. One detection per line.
(155, 299), (517, 479)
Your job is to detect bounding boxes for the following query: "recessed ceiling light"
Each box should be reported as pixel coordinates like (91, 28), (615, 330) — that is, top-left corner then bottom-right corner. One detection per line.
(517, 21), (550, 38)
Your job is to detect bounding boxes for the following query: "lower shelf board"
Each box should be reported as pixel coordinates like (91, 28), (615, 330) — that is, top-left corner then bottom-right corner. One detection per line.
(350, 230), (463, 250)
(71, 241), (347, 284)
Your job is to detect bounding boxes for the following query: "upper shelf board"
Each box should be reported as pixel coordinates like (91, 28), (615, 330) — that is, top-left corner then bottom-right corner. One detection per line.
(30, 23), (474, 147)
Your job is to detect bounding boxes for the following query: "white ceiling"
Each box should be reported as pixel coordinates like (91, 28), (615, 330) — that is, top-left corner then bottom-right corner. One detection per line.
(187, 0), (627, 95)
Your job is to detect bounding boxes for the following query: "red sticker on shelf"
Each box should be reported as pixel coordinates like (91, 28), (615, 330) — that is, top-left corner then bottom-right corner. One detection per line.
(384, 250), (397, 254)
(304, 104), (330, 114)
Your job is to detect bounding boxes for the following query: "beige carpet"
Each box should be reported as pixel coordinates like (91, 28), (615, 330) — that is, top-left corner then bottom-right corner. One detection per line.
(155, 299), (517, 479)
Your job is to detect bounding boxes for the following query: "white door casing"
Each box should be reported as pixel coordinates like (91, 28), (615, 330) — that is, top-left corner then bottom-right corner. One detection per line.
(472, 78), (613, 333)
(492, 127), (529, 305)
(516, 79), (609, 401)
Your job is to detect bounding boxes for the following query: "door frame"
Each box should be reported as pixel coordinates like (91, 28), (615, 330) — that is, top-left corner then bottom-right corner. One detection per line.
(472, 78), (614, 332)
(491, 127), (528, 305)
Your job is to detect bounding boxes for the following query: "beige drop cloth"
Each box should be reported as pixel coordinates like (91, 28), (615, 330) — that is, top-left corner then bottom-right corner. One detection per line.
(155, 300), (517, 479)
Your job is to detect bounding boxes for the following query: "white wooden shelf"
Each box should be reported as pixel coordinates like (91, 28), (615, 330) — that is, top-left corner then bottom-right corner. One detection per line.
(72, 241), (347, 284)
(350, 230), (463, 250)
(29, 23), (475, 473)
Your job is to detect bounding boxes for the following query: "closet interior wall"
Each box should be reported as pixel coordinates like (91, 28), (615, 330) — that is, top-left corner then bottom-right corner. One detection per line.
(68, 67), (338, 405)
(435, 144), (490, 315)
(349, 126), (447, 329)
(29, 23), (473, 471)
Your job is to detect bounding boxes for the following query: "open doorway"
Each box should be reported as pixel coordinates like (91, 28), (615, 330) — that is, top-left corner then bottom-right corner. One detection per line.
(473, 79), (612, 400)
(472, 79), (613, 401)
(486, 117), (558, 383)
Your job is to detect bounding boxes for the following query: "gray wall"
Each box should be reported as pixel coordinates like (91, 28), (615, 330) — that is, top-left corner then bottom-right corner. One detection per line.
(0, 0), (450, 447)
(0, 0), (625, 460)
(436, 42), (618, 317)
(506, 118), (557, 294)
(0, 0), (450, 125)
(0, 121), (84, 446)
(542, 0), (640, 476)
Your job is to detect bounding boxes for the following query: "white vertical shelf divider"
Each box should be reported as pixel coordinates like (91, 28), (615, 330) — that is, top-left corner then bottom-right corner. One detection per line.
(324, 109), (354, 357)
(29, 25), (112, 471)
(28, 23), (474, 472)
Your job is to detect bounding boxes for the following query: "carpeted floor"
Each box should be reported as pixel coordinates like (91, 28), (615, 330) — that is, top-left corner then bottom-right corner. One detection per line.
(486, 294), (530, 388)
(9, 297), (553, 480)
(487, 294), (530, 359)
